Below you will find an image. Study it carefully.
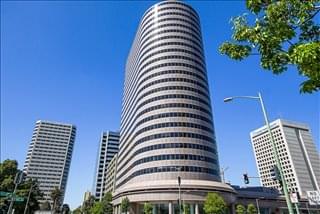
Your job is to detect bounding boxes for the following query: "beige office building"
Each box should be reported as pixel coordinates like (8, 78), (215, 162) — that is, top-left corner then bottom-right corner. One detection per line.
(113, 1), (235, 213)
(250, 119), (320, 197)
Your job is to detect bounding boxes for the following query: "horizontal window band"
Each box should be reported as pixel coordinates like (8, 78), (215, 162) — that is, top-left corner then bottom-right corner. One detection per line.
(117, 142), (217, 177)
(120, 102), (212, 141)
(116, 165), (218, 188)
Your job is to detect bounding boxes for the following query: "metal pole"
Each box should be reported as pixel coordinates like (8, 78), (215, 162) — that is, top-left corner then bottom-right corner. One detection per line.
(258, 92), (294, 214)
(23, 183), (34, 214)
(294, 203), (300, 214)
(7, 184), (18, 214)
(306, 202), (311, 214)
(179, 181), (181, 214)
(221, 168), (225, 183)
(256, 199), (260, 214)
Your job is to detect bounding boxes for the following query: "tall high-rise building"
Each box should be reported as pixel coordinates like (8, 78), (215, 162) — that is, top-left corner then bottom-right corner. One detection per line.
(113, 1), (235, 213)
(93, 131), (119, 200)
(23, 120), (76, 203)
(250, 119), (320, 197)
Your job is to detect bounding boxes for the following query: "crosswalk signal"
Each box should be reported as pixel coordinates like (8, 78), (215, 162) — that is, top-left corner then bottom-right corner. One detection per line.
(243, 173), (249, 184)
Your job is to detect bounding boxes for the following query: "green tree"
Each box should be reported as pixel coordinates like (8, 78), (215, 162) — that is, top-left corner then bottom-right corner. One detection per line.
(89, 192), (113, 214)
(72, 206), (82, 214)
(82, 195), (96, 214)
(90, 201), (103, 214)
(183, 204), (190, 214)
(0, 160), (43, 214)
(15, 178), (43, 213)
(0, 160), (18, 191)
(121, 197), (130, 214)
(203, 193), (227, 214)
(143, 202), (153, 214)
(102, 192), (113, 214)
(51, 187), (63, 213)
(219, 0), (320, 93)
(236, 204), (246, 214)
(247, 203), (257, 214)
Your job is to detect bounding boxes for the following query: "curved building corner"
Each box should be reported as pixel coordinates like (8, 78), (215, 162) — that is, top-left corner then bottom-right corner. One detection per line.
(113, 1), (236, 213)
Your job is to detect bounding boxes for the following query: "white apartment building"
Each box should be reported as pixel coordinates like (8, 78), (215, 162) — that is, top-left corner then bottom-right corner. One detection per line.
(23, 120), (76, 203)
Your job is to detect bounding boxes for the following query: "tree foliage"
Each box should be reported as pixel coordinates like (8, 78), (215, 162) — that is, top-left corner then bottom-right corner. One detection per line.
(90, 201), (104, 214)
(51, 187), (63, 213)
(89, 192), (113, 214)
(143, 202), (153, 214)
(247, 203), (257, 214)
(121, 197), (130, 213)
(219, 0), (320, 93)
(0, 159), (43, 214)
(72, 206), (82, 214)
(203, 193), (227, 214)
(183, 203), (190, 214)
(82, 195), (96, 214)
(236, 204), (246, 214)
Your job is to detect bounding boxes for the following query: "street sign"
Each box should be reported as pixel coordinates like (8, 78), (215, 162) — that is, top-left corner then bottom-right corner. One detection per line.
(0, 191), (25, 202)
(307, 191), (320, 205)
(0, 191), (11, 197)
(14, 197), (25, 202)
(290, 192), (299, 203)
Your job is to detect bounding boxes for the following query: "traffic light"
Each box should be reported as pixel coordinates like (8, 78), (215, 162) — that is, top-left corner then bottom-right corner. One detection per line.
(243, 173), (249, 184)
(270, 165), (280, 181)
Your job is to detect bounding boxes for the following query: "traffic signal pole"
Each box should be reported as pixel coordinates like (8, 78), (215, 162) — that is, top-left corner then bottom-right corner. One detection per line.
(258, 93), (294, 214)
(7, 170), (24, 214)
(224, 92), (295, 214)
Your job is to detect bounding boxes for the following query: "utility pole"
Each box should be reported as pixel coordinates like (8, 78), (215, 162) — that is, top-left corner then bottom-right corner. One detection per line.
(224, 92), (295, 214)
(220, 167), (229, 183)
(7, 170), (25, 214)
(23, 180), (36, 214)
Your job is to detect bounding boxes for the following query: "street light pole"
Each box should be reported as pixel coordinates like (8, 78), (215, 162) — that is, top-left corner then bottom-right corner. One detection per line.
(23, 181), (36, 214)
(224, 92), (295, 214)
(256, 198), (260, 214)
(220, 167), (229, 183)
(7, 170), (24, 214)
(257, 92), (294, 214)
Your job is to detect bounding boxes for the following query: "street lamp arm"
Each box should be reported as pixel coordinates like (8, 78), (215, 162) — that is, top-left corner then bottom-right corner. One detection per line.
(224, 96), (260, 102)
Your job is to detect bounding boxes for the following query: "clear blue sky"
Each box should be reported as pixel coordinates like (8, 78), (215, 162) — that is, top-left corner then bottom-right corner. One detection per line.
(1, 0), (319, 209)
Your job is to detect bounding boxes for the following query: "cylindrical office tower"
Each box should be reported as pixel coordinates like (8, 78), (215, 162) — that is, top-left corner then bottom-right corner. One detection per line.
(114, 1), (235, 213)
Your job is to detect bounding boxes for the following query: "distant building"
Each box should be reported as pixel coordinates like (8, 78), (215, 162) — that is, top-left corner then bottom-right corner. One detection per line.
(83, 191), (92, 202)
(93, 131), (119, 200)
(250, 119), (320, 196)
(82, 191), (92, 209)
(23, 120), (76, 203)
(105, 154), (118, 194)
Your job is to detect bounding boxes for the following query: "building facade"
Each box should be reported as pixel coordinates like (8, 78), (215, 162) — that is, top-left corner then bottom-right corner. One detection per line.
(113, 1), (235, 213)
(23, 120), (76, 203)
(105, 154), (118, 194)
(250, 119), (320, 197)
(93, 131), (120, 200)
